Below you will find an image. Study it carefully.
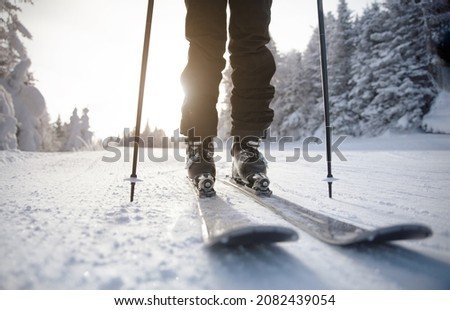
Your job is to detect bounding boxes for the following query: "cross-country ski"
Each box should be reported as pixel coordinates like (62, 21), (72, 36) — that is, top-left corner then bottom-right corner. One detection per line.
(223, 178), (432, 245)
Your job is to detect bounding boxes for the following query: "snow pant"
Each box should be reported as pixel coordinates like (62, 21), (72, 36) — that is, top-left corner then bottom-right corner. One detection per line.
(180, 0), (275, 141)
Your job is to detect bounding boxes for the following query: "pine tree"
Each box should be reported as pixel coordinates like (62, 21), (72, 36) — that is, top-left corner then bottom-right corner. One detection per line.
(330, 0), (354, 98)
(152, 127), (167, 148)
(347, 3), (385, 136)
(270, 51), (304, 139)
(362, 0), (437, 135)
(141, 119), (152, 147)
(64, 108), (84, 151)
(80, 107), (93, 146)
(0, 1), (56, 151)
(274, 28), (324, 140)
(39, 111), (59, 152)
(424, 0), (450, 45)
(0, 84), (17, 149)
(328, 0), (357, 135)
(53, 114), (65, 151)
(0, 0), (33, 78)
(269, 49), (302, 138)
(54, 114), (63, 138)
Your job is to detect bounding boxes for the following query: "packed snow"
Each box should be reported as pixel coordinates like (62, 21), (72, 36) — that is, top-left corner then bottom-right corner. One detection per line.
(1, 133), (450, 289)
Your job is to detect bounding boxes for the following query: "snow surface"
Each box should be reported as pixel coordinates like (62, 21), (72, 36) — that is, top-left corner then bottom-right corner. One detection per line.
(1, 133), (450, 289)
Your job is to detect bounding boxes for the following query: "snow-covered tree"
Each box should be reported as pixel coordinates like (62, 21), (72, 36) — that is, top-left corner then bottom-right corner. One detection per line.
(224, 0), (443, 139)
(0, 0), (33, 79)
(329, 0), (354, 98)
(0, 58), (46, 151)
(140, 119), (152, 147)
(0, 84), (17, 149)
(138, 119), (167, 148)
(273, 27), (324, 140)
(53, 114), (66, 149)
(80, 107), (93, 145)
(270, 51), (305, 139)
(151, 127), (167, 148)
(0, 0), (56, 151)
(39, 111), (59, 152)
(424, 0), (450, 49)
(343, 0), (437, 136)
(361, 0), (437, 135)
(327, 0), (357, 135)
(269, 48), (303, 138)
(64, 108), (84, 151)
(347, 3), (386, 136)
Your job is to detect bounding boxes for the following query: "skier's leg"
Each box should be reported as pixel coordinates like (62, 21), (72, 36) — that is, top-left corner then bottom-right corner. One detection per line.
(228, 0), (275, 139)
(181, 0), (227, 195)
(180, 0), (228, 140)
(228, 0), (275, 194)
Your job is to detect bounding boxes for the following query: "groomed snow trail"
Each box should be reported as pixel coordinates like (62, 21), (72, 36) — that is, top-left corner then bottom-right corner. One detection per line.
(1, 134), (450, 289)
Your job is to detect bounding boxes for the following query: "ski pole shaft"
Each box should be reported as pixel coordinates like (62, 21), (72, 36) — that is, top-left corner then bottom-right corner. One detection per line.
(316, 0), (334, 198)
(130, 0), (154, 202)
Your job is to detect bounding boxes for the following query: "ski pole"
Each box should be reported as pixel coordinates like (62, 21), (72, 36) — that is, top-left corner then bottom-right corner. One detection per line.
(316, 0), (335, 198)
(129, 0), (154, 202)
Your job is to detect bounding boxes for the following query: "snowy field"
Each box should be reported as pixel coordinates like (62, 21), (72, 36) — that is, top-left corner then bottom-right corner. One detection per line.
(1, 133), (450, 289)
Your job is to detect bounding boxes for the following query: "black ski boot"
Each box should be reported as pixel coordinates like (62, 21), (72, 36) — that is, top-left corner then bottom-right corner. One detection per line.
(231, 137), (271, 196)
(186, 138), (216, 197)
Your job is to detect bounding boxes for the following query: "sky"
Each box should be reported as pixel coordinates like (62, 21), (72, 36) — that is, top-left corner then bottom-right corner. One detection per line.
(19, 0), (376, 139)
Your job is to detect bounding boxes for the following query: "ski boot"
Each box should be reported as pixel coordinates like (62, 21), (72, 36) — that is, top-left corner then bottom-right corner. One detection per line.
(186, 138), (216, 198)
(231, 137), (272, 196)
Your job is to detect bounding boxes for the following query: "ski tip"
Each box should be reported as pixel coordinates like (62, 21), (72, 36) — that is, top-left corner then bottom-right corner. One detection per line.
(206, 226), (299, 248)
(346, 224), (434, 246)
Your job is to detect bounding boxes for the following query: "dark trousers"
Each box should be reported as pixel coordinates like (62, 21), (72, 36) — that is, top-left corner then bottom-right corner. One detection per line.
(180, 0), (275, 140)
